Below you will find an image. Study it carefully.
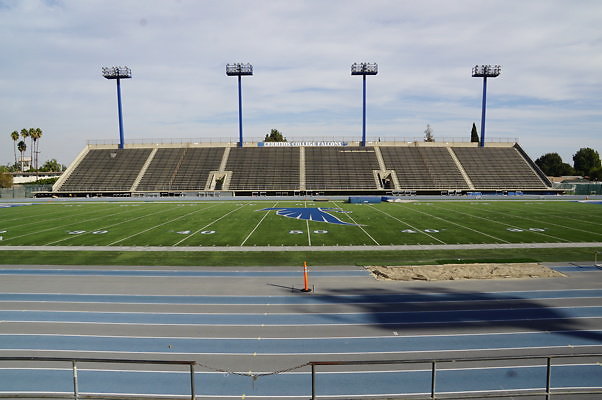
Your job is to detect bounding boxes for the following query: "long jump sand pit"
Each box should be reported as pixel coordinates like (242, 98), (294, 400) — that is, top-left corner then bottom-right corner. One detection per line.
(367, 263), (566, 281)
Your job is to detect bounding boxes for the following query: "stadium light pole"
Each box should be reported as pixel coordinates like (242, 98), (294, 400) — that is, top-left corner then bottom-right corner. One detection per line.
(351, 62), (378, 147)
(226, 63), (253, 147)
(102, 66), (132, 149)
(472, 64), (501, 147)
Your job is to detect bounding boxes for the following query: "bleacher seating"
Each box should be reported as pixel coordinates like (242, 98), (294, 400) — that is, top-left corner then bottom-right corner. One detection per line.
(58, 148), (152, 192)
(305, 147), (379, 190)
(380, 147), (469, 190)
(54, 142), (552, 195)
(452, 147), (548, 189)
(137, 148), (224, 191)
(226, 147), (299, 191)
(136, 148), (185, 191)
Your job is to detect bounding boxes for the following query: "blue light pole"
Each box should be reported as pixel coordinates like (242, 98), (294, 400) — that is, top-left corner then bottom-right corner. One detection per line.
(226, 63), (253, 147)
(102, 66), (132, 149)
(472, 65), (501, 147)
(351, 62), (378, 147)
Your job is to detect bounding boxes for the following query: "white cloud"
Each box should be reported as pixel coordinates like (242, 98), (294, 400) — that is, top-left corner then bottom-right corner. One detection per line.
(1, 0), (601, 166)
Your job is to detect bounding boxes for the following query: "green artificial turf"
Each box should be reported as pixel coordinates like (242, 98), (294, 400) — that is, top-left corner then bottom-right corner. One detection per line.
(0, 247), (600, 267)
(1, 199), (601, 266)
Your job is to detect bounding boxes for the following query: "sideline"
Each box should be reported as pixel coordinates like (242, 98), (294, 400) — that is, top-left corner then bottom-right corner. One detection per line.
(0, 242), (601, 252)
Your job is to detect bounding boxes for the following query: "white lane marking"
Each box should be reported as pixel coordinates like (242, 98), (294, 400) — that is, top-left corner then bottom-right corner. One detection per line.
(1, 362), (600, 375)
(0, 328), (600, 341)
(1, 344), (601, 356)
(2, 305), (599, 316)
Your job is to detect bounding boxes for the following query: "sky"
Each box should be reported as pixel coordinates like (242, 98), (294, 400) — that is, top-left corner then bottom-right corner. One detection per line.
(1, 0), (601, 167)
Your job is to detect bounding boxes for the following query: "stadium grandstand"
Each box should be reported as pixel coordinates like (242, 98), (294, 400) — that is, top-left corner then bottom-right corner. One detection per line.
(44, 139), (557, 197)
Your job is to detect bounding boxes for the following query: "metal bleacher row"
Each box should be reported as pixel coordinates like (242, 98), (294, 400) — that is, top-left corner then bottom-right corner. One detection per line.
(226, 147), (299, 191)
(380, 146), (469, 190)
(137, 148), (225, 191)
(453, 147), (547, 190)
(53, 143), (552, 194)
(58, 148), (153, 192)
(305, 147), (379, 190)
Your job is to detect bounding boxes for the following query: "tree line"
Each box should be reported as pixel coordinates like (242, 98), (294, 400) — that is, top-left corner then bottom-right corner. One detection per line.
(8, 128), (43, 172)
(535, 148), (601, 180)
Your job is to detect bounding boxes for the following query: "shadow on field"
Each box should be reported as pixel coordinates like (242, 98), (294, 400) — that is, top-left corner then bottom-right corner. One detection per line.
(279, 285), (602, 345)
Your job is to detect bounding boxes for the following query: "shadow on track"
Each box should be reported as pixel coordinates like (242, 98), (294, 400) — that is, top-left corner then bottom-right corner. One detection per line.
(277, 285), (602, 345)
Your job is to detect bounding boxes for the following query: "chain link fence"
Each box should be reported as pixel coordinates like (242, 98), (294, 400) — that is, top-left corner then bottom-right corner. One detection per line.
(0, 185), (52, 199)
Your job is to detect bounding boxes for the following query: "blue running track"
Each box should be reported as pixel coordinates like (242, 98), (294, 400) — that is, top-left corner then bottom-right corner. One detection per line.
(0, 306), (600, 326)
(1, 330), (602, 354)
(1, 289), (601, 305)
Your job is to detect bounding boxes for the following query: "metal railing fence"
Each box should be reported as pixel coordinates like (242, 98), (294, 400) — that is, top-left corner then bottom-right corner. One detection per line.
(2, 353), (601, 399)
(0, 356), (196, 400)
(309, 352), (602, 400)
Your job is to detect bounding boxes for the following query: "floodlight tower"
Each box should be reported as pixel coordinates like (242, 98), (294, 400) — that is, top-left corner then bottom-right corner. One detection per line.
(102, 66), (132, 149)
(472, 64), (501, 147)
(226, 63), (253, 147)
(351, 62), (378, 147)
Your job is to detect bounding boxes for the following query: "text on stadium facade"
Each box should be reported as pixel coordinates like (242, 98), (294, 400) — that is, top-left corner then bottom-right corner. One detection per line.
(258, 141), (348, 147)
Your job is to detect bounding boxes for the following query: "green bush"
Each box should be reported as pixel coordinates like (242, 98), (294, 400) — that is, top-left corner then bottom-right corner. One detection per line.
(0, 172), (13, 188)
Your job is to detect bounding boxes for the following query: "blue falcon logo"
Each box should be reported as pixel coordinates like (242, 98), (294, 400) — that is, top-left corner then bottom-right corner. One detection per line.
(260, 207), (360, 226)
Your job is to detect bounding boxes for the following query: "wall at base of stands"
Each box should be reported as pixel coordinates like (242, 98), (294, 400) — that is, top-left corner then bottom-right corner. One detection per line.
(348, 196), (382, 204)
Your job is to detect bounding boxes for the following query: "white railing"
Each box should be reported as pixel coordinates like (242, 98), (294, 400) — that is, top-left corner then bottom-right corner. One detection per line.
(87, 137), (519, 147)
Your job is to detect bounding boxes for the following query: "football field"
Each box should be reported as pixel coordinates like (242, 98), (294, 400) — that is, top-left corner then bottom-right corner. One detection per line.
(1, 199), (601, 247)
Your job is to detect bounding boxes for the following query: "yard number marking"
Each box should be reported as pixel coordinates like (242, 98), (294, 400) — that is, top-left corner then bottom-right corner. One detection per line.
(401, 229), (442, 234)
(507, 228), (546, 232)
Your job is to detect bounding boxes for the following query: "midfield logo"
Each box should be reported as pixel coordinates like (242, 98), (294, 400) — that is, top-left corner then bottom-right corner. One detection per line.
(260, 207), (360, 226)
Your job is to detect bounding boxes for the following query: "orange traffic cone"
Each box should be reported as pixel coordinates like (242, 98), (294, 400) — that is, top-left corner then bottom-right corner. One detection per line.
(301, 261), (312, 292)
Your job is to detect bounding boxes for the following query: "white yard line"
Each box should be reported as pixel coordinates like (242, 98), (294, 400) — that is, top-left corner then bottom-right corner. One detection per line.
(305, 200), (311, 246)
(1, 208), (136, 243)
(108, 206), (214, 246)
(369, 205), (446, 244)
(239, 202), (279, 246)
(399, 203), (511, 244)
(331, 202), (380, 245)
(172, 204), (245, 246)
(305, 218), (312, 246)
(0, 206), (74, 225)
(44, 205), (179, 246)
(2, 205), (114, 231)
(450, 204), (602, 239)
(432, 204), (571, 243)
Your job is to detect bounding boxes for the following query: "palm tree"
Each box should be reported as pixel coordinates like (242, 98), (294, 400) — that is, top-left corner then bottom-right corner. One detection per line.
(30, 128), (43, 171)
(10, 130), (19, 169)
(17, 140), (27, 172)
(20, 129), (29, 170)
(28, 128), (36, 171)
